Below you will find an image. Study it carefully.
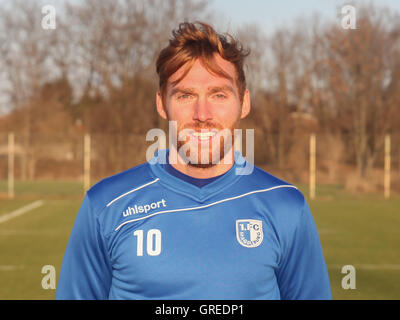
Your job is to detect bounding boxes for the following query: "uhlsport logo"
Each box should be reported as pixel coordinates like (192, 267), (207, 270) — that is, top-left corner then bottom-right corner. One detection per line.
(236, 219), (263, 248)
(122, 199), (167, 217)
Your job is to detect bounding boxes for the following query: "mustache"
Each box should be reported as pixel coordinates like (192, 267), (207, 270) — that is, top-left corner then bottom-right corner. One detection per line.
(180, 122), (223, 131)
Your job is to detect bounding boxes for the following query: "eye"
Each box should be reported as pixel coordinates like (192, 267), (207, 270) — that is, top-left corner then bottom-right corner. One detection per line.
(177, 94), (192, 100)
(213, 93), (227, 100)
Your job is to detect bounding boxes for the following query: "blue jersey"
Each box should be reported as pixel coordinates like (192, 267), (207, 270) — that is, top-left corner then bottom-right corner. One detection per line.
(56, 150), (331, 300)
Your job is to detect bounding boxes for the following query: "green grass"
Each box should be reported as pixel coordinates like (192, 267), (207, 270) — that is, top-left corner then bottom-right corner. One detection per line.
(0, 199), (81, 299)
(297, 183), (400, 299)
(0, 180), (399, 299)
(0, 180), (84, 199)
(311, 196), (400, 299)
(0, 180), (84, 300)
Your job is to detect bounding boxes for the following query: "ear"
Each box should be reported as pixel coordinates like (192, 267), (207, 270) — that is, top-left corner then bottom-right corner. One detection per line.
(156, 91), (168, 120)
(240, 89), (251, 119)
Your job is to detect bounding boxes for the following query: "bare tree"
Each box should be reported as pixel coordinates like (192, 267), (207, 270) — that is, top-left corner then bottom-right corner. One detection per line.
(0, 0), (67, 179)
(325, 5), (399, 180)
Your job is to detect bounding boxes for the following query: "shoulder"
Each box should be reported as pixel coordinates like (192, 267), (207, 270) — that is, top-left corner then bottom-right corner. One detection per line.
(86, 162), (156, 214)
(242, 165), (307, 221)
(246, 165), (304, 203)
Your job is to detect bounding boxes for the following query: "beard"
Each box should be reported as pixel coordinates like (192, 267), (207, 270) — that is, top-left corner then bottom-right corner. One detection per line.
(175, 120), (239, 168)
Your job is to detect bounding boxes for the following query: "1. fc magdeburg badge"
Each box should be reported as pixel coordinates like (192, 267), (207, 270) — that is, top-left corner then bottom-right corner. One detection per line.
(236, 219), (264, 248)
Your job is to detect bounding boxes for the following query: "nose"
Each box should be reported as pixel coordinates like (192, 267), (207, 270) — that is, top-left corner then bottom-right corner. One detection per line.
(193, 96), (212, 122)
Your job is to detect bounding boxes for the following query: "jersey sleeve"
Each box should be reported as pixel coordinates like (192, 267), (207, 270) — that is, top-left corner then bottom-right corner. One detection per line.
(56, 193), (112, 300)
(276, 199), (332, 300)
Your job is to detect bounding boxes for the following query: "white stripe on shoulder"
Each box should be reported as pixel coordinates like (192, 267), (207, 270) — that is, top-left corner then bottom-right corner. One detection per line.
(106, 178), (160, 207)
(114, 184), (298, 231)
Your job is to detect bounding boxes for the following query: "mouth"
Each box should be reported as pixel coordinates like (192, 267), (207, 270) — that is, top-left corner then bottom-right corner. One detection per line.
(190, 131), (217, 141)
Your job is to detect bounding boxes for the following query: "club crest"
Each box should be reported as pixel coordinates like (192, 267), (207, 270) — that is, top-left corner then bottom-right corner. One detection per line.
(236, 219), (263, 248)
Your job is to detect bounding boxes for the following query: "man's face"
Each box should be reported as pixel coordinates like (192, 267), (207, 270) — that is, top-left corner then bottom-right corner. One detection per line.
(157, 54), (250, 167)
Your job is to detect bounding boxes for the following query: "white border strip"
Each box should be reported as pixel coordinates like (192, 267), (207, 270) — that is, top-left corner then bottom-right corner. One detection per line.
(115, 185), (298, 231)
(106, 178), (160, 207)
(0, 200), (43, 225)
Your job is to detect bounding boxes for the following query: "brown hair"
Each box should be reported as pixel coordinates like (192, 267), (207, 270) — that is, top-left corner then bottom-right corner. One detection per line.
(156, 21), (250, 104)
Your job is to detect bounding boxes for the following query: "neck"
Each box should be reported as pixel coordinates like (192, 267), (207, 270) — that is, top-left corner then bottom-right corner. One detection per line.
(168, 148), (234, 179)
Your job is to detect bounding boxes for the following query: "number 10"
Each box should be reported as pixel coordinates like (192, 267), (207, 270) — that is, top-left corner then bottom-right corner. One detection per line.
(133, 229), (162, 256)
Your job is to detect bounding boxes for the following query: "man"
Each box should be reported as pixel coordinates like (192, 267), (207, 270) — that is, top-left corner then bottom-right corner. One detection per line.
(56, 21), (331, 300)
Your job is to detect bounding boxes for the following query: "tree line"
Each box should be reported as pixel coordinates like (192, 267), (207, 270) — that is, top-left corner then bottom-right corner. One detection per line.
(0, 0), (399, 188)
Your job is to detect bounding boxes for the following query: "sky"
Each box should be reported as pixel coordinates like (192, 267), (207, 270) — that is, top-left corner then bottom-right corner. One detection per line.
(211, 0), (400, 33)
(17, 0), (400, 33)
(24, 0), (400, 30)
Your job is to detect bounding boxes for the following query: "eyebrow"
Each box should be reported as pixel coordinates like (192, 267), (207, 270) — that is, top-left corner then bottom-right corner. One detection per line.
(169, 87), (197, 97)
(208, 85), (236, 95)
(170, 85), (236, 97)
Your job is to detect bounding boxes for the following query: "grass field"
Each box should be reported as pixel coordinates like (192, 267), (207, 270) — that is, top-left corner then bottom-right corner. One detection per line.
(0, 180), (399, 300)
